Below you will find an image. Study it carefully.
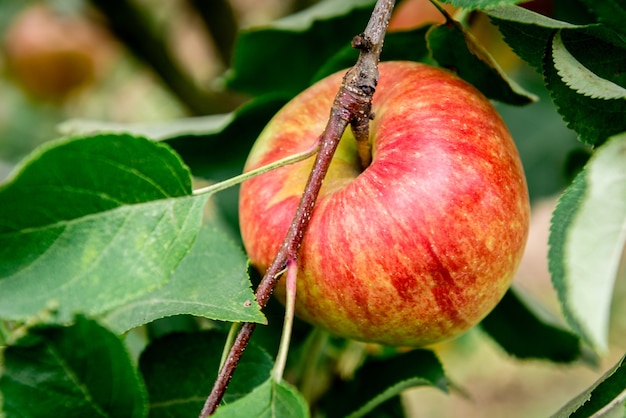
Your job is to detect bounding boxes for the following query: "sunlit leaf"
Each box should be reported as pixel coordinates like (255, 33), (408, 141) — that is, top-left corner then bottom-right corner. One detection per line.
(0, 134), (208, 322)
(0, 316), (147, 417)
(549, 133), (626, 352)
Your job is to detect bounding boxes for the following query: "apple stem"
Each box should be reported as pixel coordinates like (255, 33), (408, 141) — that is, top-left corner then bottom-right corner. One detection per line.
(199, 1), (396, 415)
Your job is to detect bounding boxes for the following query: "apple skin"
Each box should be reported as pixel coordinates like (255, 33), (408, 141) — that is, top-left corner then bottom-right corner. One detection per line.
(239, 61), (530, 347)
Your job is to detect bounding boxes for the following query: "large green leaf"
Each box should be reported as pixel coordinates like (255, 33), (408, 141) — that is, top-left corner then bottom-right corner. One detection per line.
(102, 220), (265, 333)
(427, 14), (536, 105)
(544, 29), (626, 146)
(551, 354), (626, 417)
(211, 377), (309, 418)
(0, 134), (261, 327)
(226, 0), (376, 97)
(481, 288), (581, 362)
(0, 134), (206, 322)
(139, 331), (275, 417)
(0, 316), (147, 417)
(549, 133), (626, 352)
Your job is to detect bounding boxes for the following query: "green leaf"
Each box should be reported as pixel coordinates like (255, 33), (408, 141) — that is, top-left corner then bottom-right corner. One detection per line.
(578, 0), (626, 36)
(481, 288), (581, 362)
(549, 133), (626, 352)
(211, 378), (309, 418)
(0, 315), (147, 417)
(487, 5), (581, 69)
(139, 331), (275, 417)
(427, 15), (536, 105)
(226, 0), (376, 97)
(318, 349), (447, 418)
(102, 220), (264, 333)
(312, 26), (432, 83)
(544, 29), (626, 146)
(0, 134), (206, 322)
(440, 0), (524, 10)
(550, 354), (626, 417)
(59, 114), (235, 142)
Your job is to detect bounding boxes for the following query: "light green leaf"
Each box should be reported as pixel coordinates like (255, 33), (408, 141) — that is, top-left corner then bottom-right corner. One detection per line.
(549, 133), (626, 352)
(103, 220), (264, 333)
(211, 378), (309, 418)
(552, 31), (626, 100)
(0, 315), (147, 417)
(0, 195), (206, 322)
(550, 354), (626, 417)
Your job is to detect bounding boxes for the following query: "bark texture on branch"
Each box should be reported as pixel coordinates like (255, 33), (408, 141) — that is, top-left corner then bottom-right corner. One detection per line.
(199, 1), (396, 415)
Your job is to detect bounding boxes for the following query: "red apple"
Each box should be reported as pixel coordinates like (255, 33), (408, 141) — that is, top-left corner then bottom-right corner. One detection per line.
(239, 61), (530, 347)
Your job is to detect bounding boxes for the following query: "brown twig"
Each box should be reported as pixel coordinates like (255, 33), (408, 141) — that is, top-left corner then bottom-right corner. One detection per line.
(199, 1), (396, 415)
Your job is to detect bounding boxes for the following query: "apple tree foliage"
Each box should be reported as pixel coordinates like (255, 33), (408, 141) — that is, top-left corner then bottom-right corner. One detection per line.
(1, 0), (625, 416)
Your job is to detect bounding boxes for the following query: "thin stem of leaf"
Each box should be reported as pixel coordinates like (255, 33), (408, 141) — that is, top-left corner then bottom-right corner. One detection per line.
(192, 142), (319, 196)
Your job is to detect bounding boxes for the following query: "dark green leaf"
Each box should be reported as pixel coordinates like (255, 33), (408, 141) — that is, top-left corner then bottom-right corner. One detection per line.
(544, 29), (626, 146)
(481, 288), (581, 362)
(548, 133), (626, 352)
(211, 378), (309, 418)
(312, 26), (432, 83)
(578, 0), (626, 36)
(551, 354), (626, 417)
(0, 316), (147, 417)
(226, 0), (376, 97)
(320, 349), (447, 418)
(427, 15), (536, 104)
(0, 134), (206, 322)
(139, 331), (274, 417)
(102, 220), (264, 333)
(487, 5), (581, 69)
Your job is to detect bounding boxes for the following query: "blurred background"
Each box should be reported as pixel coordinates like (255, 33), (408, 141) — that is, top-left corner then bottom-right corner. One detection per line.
(1, 0), (623, 417)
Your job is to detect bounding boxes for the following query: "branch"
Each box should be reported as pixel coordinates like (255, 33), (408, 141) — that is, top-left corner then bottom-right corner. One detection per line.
(199, 1), (396, 415)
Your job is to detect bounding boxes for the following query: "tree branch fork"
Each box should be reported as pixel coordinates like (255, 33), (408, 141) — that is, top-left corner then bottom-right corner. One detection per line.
(199, 1), (396, 416)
